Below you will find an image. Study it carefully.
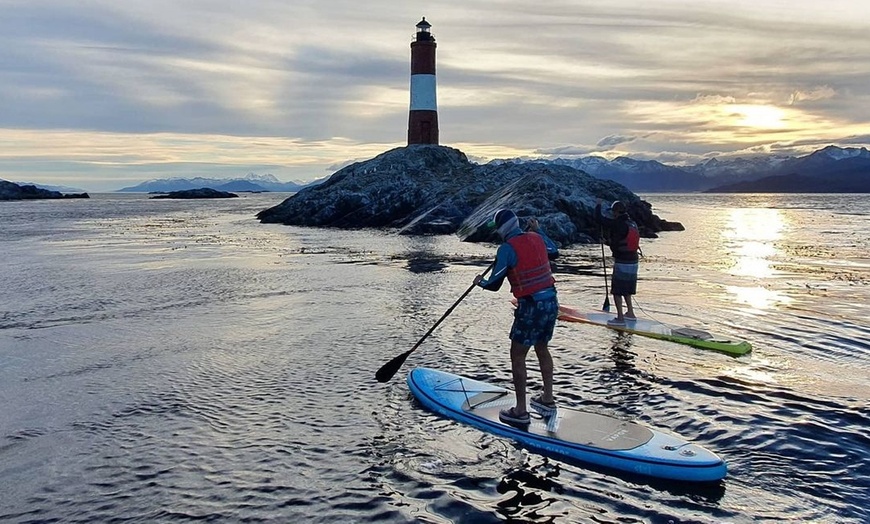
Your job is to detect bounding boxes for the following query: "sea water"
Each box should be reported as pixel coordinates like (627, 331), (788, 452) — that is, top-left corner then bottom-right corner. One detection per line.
(1, 192), (867, 523)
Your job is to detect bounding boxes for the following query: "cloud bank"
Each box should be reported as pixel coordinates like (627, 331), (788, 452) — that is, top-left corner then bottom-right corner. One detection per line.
(1, 0), (869, 190)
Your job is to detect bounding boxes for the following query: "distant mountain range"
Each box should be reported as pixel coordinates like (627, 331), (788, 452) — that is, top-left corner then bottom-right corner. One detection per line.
(15, 145), (870, 195)
(492, 145), (870, 192)
(117, 173), (320, 193)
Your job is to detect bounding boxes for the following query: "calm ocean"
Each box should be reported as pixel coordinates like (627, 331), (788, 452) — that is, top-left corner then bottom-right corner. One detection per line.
(1, 192), (867, 523)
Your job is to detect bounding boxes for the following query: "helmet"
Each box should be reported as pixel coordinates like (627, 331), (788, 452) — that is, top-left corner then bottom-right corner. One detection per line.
(611, 200), (626, 214)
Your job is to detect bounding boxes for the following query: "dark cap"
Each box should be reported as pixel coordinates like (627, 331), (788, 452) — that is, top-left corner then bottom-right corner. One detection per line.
(492, 209), (517, 228)
(487, 209), (520, 238)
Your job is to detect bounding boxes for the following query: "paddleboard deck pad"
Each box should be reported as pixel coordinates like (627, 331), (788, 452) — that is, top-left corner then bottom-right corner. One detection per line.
(558, 304), (752, 356)
(407, 367), (727, 482)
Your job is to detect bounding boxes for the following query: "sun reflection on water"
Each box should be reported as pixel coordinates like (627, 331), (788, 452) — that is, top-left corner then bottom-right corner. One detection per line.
(732, 241), (778, 278)
(726, 285), (792, 311)
(719, 207), (795, 311)
(723, 208), (784, 270)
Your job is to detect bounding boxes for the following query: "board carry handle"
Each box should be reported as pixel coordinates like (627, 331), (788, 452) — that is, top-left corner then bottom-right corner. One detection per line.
(375, 260), (495, 383)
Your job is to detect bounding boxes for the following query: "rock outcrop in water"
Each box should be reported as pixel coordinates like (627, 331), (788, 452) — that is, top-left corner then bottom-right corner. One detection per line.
(256, 145), (683, 246)
(149, 188), (239, 199)
(1, 180), (89, 201)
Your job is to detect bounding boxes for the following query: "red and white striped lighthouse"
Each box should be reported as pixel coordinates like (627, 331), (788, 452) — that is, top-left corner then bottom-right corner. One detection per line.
(407, 17), (439, 145)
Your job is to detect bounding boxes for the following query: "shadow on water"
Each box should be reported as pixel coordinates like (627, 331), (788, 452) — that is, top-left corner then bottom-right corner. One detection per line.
(494, 457), (727, 524)
(329, 248), (499, 273)
(399, 250), (491, 274)
(324, 243), (606, 282)
(404, 254), (449, 273)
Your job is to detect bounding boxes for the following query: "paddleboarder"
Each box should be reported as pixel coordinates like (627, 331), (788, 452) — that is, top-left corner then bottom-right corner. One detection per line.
(474, 209), (560, 426)
(596, 199), (640, 325)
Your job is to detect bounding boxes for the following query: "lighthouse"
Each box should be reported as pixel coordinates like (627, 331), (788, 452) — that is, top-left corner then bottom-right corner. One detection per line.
(407, 17), (439, 145)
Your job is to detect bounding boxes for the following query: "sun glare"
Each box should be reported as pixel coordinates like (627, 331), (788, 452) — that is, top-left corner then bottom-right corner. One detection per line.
(733, 104), (786, 129)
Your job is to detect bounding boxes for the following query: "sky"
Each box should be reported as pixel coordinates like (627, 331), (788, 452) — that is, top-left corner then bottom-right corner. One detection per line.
(2, 0), (869, 191)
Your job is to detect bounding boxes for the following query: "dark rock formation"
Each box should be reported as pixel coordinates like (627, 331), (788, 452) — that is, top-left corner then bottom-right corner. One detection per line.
(257, 145), (682, 246)
(1, 180), (90, 200)
(150, 188), (239, 199)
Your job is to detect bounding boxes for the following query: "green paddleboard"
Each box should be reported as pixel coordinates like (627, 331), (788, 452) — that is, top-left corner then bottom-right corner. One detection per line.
(558, 304), (752, 356)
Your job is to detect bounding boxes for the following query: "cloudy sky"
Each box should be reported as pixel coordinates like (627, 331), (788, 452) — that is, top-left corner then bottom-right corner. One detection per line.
(2, 0), (869, 191)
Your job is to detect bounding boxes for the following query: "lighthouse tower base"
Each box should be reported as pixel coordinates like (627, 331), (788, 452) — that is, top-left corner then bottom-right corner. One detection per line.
(408, 110), (439, 145)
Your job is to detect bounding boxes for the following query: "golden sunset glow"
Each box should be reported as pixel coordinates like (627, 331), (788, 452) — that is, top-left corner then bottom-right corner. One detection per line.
(0, 129), (392, 167)
(732, 104), (786, 129)
(626, 96), (862, 147)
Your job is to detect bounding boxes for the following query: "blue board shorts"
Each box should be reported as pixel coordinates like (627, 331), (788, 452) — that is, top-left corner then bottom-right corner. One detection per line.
(510, 293), (559, 346)
(611, 262), (638, 296)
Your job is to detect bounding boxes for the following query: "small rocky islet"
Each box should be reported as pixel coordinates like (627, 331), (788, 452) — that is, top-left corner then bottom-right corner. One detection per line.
(149, 188), (238, 199)
(257, 145), (683, 247)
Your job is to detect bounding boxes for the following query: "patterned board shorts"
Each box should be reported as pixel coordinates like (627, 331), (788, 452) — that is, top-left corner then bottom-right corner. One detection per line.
(510, 294), (559, 346)
(611, 262), (638, 296)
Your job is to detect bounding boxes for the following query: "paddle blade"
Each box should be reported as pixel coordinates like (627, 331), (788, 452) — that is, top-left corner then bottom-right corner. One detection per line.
(603, 296), (611, 312)
(375, 350), (412, 383)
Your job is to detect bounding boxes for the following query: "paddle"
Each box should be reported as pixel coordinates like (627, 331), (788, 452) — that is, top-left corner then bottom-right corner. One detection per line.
(375, 260), (495, 383)
(599, 227), (611, 312)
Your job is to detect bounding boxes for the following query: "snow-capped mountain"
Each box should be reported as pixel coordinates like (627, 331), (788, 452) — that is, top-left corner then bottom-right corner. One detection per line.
(117, 173), (316, 193)
(685, 155), (792, 179)
(490, 146), (870, 192)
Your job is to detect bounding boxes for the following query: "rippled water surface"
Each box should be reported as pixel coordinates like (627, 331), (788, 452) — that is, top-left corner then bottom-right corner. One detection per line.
(1, 193), (868, 523)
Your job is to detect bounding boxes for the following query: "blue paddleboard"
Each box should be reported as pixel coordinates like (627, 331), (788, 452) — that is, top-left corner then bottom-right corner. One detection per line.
(407, 367), (726, 482)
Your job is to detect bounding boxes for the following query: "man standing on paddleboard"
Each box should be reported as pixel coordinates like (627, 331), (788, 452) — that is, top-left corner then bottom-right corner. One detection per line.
(596, 199), (640, 325)
(474, 209), (560, 426)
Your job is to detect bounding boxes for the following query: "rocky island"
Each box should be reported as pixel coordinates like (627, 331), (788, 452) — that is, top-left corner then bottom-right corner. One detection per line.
(1, 180), (89, 201)
(149, 188), (239, 199)
(257, 145), (682, 247)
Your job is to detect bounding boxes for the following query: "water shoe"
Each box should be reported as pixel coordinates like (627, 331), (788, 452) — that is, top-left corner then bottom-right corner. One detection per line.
(499, 407), (530, 425)
(530, 395), (557, 416)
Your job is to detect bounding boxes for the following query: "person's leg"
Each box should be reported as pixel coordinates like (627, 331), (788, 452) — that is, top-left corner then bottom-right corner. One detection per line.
(532, 341), (554, 404)
(626, 263), (638, 318)
(611, 263), (636, 322)
(624, 295), (635, 319)
(510, 340), (531, 415)
(613, 294), (624, 320)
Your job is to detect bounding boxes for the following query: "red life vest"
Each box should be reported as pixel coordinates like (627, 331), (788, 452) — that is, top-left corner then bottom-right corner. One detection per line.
(612, 216), (640, 255)
(621, 219), (640, 252)
(506, 233), (555, 298)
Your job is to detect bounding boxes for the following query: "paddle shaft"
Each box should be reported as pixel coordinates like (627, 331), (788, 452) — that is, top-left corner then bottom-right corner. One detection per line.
(599, 228), (611, 311)
(375, 261), (495, 383)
